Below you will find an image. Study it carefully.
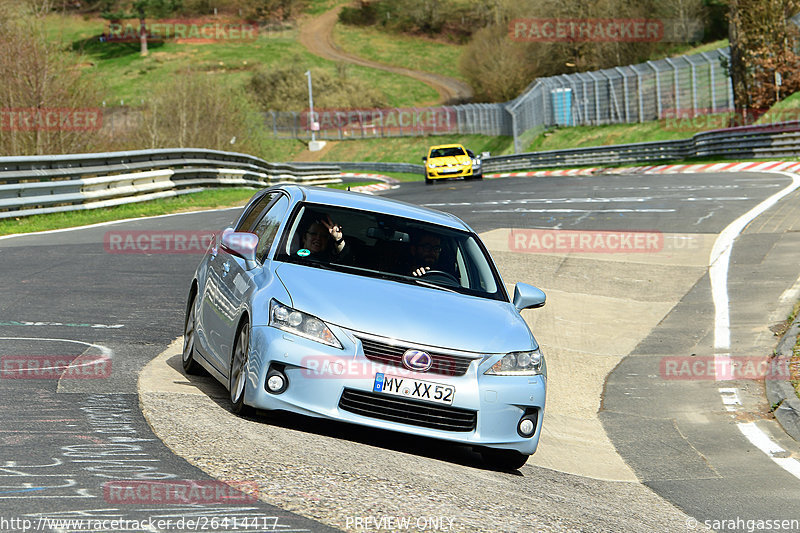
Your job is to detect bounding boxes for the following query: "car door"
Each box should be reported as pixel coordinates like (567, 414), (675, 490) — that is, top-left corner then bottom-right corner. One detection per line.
(199, 192), (278, 372)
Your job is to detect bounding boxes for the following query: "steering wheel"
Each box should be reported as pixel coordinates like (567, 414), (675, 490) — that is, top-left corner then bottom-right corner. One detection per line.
(419, 269), (459, 285)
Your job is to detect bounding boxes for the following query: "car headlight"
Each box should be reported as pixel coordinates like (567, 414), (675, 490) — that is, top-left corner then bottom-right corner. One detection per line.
(269, 300), (342, 349)
(484, 349), (544, 376)
(472, 158), (481, 167)
(428, 162), (436, 169)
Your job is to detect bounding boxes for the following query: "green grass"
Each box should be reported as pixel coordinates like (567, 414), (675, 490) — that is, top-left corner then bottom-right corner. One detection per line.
(45, 14), (437, 108)
(656, 39), (729, 60)
(333, 24), (466, 81)
(304, 0), (351, 16)
(0, 188), (258, 236)
(756, 92), (800, 124)
(315, 135), (513, 163)
(523, 118), (717, 152)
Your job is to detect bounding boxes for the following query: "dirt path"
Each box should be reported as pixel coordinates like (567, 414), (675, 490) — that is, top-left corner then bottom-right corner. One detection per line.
(298, 5), (473, 105)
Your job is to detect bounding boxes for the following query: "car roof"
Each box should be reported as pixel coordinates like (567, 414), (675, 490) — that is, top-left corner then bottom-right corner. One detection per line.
(429, 143), (465, 150)
(280, 185), (470, 231)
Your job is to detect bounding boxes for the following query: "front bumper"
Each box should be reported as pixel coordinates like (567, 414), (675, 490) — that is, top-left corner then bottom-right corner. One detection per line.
(426, 164), (473, 180)
(244, 325), (546, 455)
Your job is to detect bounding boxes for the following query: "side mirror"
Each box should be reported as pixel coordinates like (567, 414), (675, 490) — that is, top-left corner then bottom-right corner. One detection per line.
(422, 156), (427, 162)
(221, 228), (259, 270)
(513, 283), (546, 311)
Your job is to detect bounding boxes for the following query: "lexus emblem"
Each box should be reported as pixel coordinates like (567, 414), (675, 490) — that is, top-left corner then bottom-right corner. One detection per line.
(402, 349), (432, 372)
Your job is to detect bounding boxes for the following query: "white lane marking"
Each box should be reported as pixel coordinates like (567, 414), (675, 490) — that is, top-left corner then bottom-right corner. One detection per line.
(738, 423), (800, 478)
(708, 170), (800, 481)
(718, 388), (741, 412)
(0, 337), (113, 358)
(0, 320), (123, 329)
(0, 206), (241, 242)
(424, 196), (751, 208)
(474, 208), (676, 214)
(709, 171), (800, 350)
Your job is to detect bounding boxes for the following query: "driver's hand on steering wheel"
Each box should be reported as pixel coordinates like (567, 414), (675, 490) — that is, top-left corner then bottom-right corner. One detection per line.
(412, 266), (430, 277)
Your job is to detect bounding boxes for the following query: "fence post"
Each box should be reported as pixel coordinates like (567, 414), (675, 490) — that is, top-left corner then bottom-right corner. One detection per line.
(687, 56), (697, 117)
(636, 70), (644, 123)
(665, 57), (680, 116)
(587, 72), (601, 125)
(615, 67), (631, 123)
(700, 52), (717, 113)
(647, 61), (662, 119)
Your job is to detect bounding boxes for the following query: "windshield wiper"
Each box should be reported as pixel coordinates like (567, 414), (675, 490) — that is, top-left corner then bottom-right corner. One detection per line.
(411, 278), (459, 293)
(289, 257), (335, 271)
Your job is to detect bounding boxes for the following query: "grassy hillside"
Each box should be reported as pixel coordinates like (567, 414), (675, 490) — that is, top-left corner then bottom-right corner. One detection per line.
(333, 24), (466, 81)
(45, 14), (438, 107)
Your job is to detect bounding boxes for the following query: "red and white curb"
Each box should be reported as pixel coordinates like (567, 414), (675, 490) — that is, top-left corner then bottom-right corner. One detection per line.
(340, 173), (400, 194)
(486, 160), (800, 178)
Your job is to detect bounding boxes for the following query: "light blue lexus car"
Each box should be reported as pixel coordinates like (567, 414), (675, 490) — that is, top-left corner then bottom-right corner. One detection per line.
(182, 185), (547, 469)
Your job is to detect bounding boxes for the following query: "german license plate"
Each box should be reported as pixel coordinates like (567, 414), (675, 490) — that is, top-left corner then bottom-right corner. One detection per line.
(373, 373), (455, 405)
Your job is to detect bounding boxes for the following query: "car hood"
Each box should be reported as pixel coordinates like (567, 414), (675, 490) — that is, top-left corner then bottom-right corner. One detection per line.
(274, 263), (535, 354)
(431, 155), (471, 166)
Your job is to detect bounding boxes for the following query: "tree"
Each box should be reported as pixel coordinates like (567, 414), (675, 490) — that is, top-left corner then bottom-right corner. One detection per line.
(101, 0), (182, 56)
(0, 13), (103, 155)
(728, 0), (800, 122)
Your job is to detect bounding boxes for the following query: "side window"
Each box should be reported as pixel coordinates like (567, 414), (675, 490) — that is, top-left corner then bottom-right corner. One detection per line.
(254, 195), (290, 261)
(237, 192), (278, 232)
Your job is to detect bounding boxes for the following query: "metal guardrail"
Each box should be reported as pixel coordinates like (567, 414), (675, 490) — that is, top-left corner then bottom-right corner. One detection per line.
(320, 162), (425, 175)
(4, 120), (799, 219)
(0, 148), (341, 219)
(482, 121), (800, 173)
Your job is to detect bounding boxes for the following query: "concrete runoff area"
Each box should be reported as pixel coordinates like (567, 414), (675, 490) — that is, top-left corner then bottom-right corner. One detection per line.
(137, 229), (716, 531)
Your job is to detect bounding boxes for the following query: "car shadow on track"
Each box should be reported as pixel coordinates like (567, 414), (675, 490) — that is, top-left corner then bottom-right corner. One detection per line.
(166, 353), (525, 475)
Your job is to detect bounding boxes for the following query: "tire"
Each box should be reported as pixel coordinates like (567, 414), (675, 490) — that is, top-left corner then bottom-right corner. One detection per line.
(425, 176), (433, 185)
(229, 321), (254, 416)
(182, 292), (204, 375)
(481, 449), (529, 470)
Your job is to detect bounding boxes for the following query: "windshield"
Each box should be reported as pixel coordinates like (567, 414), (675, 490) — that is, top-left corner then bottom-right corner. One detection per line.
(430, 147), (466, 158)
(274, 203), (505, 301)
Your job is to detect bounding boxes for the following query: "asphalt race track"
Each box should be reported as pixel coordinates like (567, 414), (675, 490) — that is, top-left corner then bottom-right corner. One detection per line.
(2, 170), (800, 532)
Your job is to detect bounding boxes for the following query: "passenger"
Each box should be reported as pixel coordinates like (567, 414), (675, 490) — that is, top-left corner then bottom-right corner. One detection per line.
(299, 214), (351, 262)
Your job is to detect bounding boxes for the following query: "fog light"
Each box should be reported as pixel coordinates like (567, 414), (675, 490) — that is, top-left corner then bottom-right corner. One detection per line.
(517, 411), (538, 438)
(265, 366), (288, 394)
(267, 375), (284, 392)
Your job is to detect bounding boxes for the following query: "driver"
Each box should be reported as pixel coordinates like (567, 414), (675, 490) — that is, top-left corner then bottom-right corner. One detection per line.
(405, 231), (446, 277)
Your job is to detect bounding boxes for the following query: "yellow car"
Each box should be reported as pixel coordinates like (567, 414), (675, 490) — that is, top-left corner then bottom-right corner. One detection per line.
(422, 144), (482, 184)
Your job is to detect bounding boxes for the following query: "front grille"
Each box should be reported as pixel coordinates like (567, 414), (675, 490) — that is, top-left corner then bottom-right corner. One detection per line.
(339, 389), (477, 432)
(358, 337), (476, 376)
